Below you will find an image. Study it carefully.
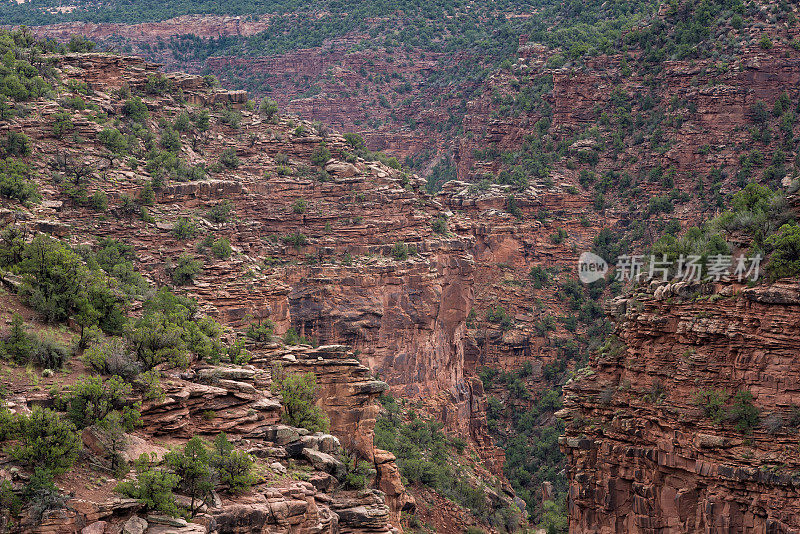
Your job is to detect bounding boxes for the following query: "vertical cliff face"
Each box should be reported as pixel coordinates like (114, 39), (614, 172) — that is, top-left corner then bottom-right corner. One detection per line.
(560, 280), (800, 533)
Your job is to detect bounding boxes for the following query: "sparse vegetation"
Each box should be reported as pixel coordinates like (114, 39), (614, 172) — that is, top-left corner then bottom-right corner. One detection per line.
(272, 366), (330, 433)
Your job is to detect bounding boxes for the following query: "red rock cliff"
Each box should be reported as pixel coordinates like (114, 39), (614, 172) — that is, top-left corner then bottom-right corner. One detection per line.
(561, 280), (800, 532)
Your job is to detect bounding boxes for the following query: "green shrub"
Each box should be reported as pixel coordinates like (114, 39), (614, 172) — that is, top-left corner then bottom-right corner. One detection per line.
(506, 194), (522, 218)
(31, 335), (70, 369)
(206, 200), (234, 223)
(211, 433), (256, 493)
(190, 110), (210, 131)
(693, 388), (729, 424)
(729, 390), (760, 434)
(94, 410), (129, 475)
(391, 242), (415, 260)
(750, 101), (769, 124)
(529, 266), (550, 289)
(219, 148), (239, 169)
(137, 369), (165, 402)
(486, 305), (514, 331)
(374, 403), (484, 514)
(292, 198), (307, 214)
(25, 468), (67, 523)
(82, 337), (139, 378)
(432, 215), (448, 235)
(245, 320), (274, 342)
(18, 235), (85, 322)
(138, 181), (155, 205)
(343, 133), (366, 150)
(62, 95), (85, 110)
(164, 436), (214, 516)
(121, 288), (226, 370)
(64, 375), (141, 430)
(144, 73), (173, 95)
(89, 190), (108, 211)
(3, 313), (34, 364)
(273, 370), (330, 432)
(766, 224), (800, 278)
(171, 253), (202, 285)
(0, 157), (39, 204)
(0, 477), (21, 517)
(122, 97), (149, 123)
(226, 338), (250, 365)
(173, 112), (191, 132)
(281, 232), (307, 248)
(259, 97), (279, 121)
(97, 127), (129, 158)
(3, 131), (30, 157)
(0, 407), (19, 441)
(211, 238), (232, 259)
(282, 327), (307, 345)
(339, 449), (372, 490)
(117, 454), (180, 516)
(219, 108), (242, 129)
(11, 407), (81, 475)
(310, 143), (331, 166)
(160, 127), (181, 152)
(549, 228), (567, 244)
(52, 111), (75, 138)
(172, 217), (198, 240)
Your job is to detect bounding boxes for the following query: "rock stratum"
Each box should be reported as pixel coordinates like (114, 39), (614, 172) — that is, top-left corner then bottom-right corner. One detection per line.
(561, 278), (800, 533)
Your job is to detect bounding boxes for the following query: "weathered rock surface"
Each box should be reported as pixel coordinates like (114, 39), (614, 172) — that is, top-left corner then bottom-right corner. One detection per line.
(561, 281), (800, 533)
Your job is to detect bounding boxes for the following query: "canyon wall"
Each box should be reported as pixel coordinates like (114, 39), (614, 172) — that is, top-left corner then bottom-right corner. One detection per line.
(11, 52), (509, 480)
(560, 279), (800, 533)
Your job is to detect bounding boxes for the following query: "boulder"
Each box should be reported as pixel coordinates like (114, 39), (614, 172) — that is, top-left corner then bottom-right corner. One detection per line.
(270, 461), (287, 474)
(251, 398), (282, 412)
(262, 424), (300, 445)
(335, 504), (391, 529)
(147, 514), (188, 527)
(196, 367), (256, 381)
(81, 521), (106, 534)
(325, 161), (360, 177)
(122, 434), (169, 463)
(81, 427), (168, 464)
(302, 448), (344, 477)
(122, 516), (148, 534)
(317, 434), (341, 454)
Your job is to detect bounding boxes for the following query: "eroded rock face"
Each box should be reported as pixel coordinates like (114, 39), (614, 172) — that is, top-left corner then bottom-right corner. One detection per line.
(1, 50), (512, 530)
(561, 281), (800, 533)
(139, 365), (281, 437)
(214, 482), (339, 534)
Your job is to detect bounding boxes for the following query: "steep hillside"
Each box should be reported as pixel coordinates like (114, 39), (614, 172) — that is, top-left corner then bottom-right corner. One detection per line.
(4, 0), (800, 532)
(0, 30), (528, 534)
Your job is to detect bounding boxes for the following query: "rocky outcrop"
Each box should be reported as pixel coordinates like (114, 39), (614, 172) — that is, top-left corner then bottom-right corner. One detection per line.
(140, 365), (281, 437)
(11, 344), (404, 534)
(561, 280), (800, 533)
(214, 482), (339, 534)
(251, 344), (386, 460)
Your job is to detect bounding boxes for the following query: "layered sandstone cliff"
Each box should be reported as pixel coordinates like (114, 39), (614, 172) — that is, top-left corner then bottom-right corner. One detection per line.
(560, 280), (800, 533)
